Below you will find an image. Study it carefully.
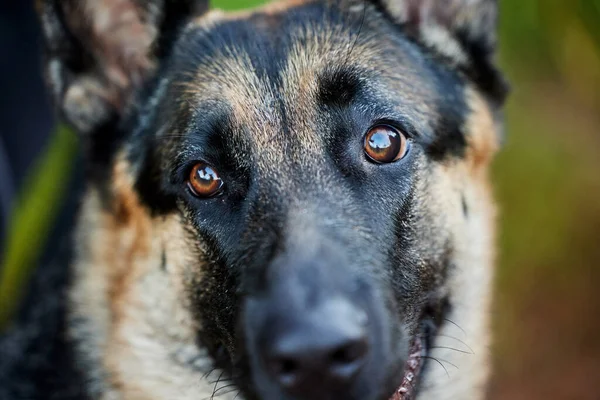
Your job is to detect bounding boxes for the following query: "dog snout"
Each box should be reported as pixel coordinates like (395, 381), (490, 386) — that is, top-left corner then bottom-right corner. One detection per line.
(261, 297), (370, 395)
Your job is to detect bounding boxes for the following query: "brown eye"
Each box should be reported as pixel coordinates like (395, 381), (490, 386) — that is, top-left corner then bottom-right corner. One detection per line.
(364, 125), (409, 164)
(187, 163), (223, 197)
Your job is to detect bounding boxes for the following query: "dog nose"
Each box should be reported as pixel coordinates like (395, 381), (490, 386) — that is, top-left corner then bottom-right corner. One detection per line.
(262, 298), (369, 395)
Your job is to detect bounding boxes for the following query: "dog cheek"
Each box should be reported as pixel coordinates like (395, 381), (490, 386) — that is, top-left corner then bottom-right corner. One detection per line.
(388, 184), (453, 328)
(185, 251), (240, 359)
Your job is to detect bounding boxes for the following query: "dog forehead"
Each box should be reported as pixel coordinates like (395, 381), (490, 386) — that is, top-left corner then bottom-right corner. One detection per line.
(155, 0), (458, 182)
(173, 8), (353, 135)
(175, 10), (425, 116)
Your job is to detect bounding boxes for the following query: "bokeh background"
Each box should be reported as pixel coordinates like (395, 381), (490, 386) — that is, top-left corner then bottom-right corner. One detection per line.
(1, 1), (599, 399)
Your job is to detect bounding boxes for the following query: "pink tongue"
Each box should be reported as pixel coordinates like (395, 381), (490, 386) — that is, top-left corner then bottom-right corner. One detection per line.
(388, 337), (423, 400)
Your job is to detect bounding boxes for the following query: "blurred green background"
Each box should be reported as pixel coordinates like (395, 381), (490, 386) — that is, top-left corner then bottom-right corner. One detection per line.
(1, 1), (599, 399)
(493, 1), (600, 399)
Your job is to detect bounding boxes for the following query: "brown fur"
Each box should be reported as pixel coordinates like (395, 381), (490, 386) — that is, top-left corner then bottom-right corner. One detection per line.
(32, 1), (506, 399)
(417, 88), (498, 399)
(71, 157), (226, 399)
(74, 68), (497, 400)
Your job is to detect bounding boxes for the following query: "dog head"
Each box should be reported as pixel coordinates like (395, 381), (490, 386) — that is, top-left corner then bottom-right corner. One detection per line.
(38, 1), (507, 399)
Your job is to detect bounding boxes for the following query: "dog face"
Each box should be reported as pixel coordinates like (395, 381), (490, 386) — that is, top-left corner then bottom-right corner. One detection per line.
(38, 1), (506, 399)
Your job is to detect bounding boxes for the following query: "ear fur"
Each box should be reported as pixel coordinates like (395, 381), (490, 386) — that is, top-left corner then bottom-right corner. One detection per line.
(36, 0), (208, 135)
(372, 0), (507, 101)
(374, 0), (497, 60)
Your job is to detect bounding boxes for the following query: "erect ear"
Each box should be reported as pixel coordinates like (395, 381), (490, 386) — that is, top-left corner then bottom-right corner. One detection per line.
(372, 0), (506, 100)
(37, 0), (208, 135)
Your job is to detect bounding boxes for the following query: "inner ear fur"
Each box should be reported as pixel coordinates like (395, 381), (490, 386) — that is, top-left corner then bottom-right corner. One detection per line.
(374, 0), (497, 56)
(370, 0), (507, 102)
(37, 0), (208, 135)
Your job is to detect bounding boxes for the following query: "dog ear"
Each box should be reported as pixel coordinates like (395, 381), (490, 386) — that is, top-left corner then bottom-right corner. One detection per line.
(369, 0), (507, 101)
(373, 0), (498, 62)
(36, 0), (208, 135)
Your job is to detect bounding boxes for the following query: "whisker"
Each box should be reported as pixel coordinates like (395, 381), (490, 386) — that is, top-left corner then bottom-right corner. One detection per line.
(202, 367), (216, 379)
(344, 0), (367, 66)
(436, 334), (475, 354)
(213, 383), (238, 397)
(423, 355), (459, 370)
(216, 389), (240, 398)
(443, 318), (467, 337)
(208, 377), (231, 385)
(430, 346), (473, 355)
(210, 371), (225, 400)
(421, 356), (450, 378)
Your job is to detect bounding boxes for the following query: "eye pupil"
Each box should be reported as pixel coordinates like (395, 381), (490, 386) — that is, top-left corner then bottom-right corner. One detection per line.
(364, 125), (408, 163)
(188, 163), (223, 197)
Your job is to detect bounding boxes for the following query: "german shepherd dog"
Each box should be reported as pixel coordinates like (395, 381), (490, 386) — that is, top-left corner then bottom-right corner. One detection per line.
(0, 0), (508, 399)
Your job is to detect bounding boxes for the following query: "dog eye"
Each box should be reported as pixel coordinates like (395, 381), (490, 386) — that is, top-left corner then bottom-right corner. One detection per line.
(364, 125), (409, 164)
(187, 163), (223, 198)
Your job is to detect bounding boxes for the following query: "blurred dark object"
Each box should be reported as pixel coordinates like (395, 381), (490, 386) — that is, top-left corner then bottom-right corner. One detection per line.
(0, 1), (54, 255)
(0, 139), (13, 254)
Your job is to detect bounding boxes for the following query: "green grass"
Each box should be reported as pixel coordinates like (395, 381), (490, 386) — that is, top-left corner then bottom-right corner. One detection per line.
(0, 126), (78, 328)
(212, 0), (267, 10)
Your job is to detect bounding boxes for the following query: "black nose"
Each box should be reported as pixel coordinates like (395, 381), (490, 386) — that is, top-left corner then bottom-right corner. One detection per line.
(262, 298), (369, 395)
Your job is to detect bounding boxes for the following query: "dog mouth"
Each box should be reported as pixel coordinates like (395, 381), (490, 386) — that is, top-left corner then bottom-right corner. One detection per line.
(389, 336), (427, 400)
(389, 323), (432, 400)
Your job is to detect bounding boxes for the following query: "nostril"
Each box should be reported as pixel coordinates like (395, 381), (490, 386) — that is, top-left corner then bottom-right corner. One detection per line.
(280, 359), (297, 375)
(330, 338), (368, 365)
(260, 298), (371, 393)
(266, 336), (369, 388)
(269, 358), (300, 387)
(331, 346), (353, 364)
(328, 338), (368, 379)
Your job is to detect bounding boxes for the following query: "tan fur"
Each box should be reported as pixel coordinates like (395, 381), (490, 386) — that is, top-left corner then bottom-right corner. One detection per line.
(417, 88), (498, 399)
(70, 156), (236, 400)
(374, 0), (490, 68)
(67, 3), (500, 399)
(181, 3), (432, 178)
(180, 16), (350, 173)
(464, 88), (500, 172)
(64, 0), (158, 106)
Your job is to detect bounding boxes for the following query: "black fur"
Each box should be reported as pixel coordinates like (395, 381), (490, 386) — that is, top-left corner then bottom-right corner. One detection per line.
(1, 1), (506, 399)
